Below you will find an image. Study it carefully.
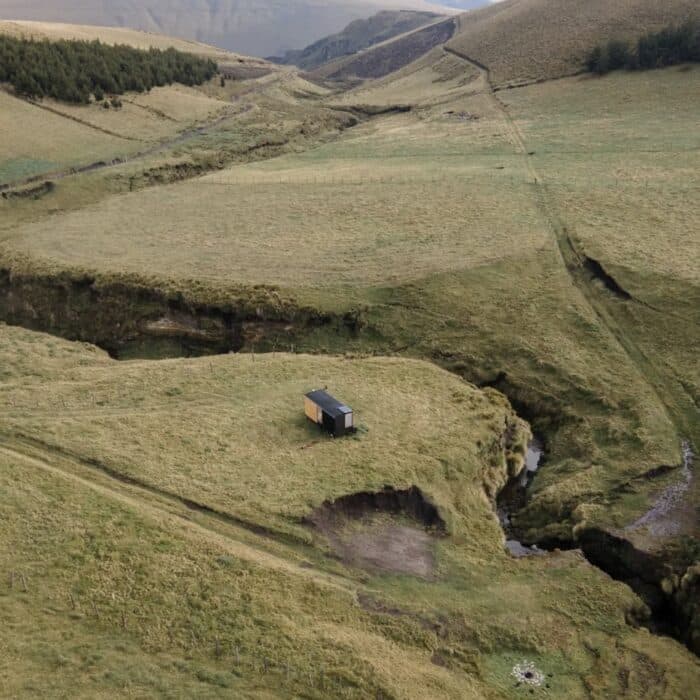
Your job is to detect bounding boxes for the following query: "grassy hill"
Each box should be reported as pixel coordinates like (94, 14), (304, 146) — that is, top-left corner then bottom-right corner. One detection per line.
(0, 22), (353, 195)
(0, 0), (456, 58)
(0, 19), (259, 64)
(2, 323), (699, 697)
(447, 0), (700, 87)
(271, 10), (442, 69)
(1, 5), (699, 696)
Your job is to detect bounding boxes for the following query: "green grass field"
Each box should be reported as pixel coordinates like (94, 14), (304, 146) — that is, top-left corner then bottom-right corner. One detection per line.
(0, 11), (699, 697)
(3, 65), (694, 541)
(2, 323), (698, 698)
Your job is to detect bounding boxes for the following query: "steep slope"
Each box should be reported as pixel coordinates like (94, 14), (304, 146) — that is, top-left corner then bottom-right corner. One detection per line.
(271, 10), (442, 69)
(0, 0), (457, 57)
(311, 16), (457, 80)
(448, 0), (699, 87)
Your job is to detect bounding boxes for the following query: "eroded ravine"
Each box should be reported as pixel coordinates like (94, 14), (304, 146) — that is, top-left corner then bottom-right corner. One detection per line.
(441, 47), (699, 655)
(497, 438), (546, 558)
(0, 266), (362, 359)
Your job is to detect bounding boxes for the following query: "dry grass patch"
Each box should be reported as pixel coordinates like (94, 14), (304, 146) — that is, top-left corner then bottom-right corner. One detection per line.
(3, 98), (540, 287)
(502, 67), (700, 291)
(0, 91), (131, 183)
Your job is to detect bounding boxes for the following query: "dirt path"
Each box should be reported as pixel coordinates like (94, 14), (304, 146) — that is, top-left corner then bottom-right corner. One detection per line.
(0, 438), (356, 594)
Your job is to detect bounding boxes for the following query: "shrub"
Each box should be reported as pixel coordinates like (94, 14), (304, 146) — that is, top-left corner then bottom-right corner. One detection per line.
(606, 40), (631, 71)
(586, 19), (700, 75)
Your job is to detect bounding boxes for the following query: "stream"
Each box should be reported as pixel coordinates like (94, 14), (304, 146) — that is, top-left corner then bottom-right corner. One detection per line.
(497, 438), (546, 557)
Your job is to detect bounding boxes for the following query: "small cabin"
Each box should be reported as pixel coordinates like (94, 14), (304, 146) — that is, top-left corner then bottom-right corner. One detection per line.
(304, 389), (354, 437)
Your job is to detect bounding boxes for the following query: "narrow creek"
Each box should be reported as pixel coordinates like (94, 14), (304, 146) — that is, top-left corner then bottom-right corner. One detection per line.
(495, 430), (699, 657)
(497, 437), (546, 558)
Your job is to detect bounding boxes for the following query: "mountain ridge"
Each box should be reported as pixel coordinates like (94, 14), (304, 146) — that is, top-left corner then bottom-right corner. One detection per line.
(270, 10), (443, 70)
(0, 0), (462, 56)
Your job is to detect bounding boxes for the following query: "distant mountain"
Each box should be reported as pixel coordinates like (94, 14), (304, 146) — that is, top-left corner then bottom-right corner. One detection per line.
(311, 16), (457, 80)
(0, 0), (457, 57)
(271, 10), (442, 70)
(433, 1), (491, 7)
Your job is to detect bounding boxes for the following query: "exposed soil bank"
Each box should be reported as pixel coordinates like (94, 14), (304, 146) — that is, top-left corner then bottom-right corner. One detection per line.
(306, 487), (446, 578)
(499, 436), (699, 655)
(582, 256), (632, 300)
(0, 267), (360, 359)
(310, 486), (446, 532)
(577, 526), (700, 655)
(575, 443), (699, 654)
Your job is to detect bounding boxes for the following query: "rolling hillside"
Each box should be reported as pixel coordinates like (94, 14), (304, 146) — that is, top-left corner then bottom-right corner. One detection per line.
(447, 0), (700, 87)
(2, 323), (698, 697)
(1, 3), (699, 697)
(0, 0), (457, 57)
(0, 19), (269, 65)
(0, 21), (286, 187)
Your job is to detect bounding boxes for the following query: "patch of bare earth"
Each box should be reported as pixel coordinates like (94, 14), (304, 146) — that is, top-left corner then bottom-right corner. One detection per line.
(308, 487), (445, 579)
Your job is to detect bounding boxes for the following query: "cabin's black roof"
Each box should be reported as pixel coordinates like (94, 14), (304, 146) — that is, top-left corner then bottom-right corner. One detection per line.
(305, 389), (352, 417)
